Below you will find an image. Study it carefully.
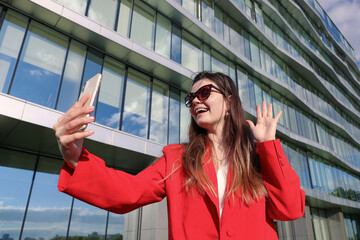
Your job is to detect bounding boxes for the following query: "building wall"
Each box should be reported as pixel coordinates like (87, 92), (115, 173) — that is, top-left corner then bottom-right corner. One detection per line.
(0, 0), (360, 239)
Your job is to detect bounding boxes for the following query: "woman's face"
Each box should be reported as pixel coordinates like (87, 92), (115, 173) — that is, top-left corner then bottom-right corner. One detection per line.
(189, 78), (228, 135)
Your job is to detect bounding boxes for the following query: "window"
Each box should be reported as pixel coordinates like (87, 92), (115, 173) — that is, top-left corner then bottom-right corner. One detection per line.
(168, 87), (181, 144)
(54, 0), (87, 15)
(87, 0), (118, 30)
(130, 2), (156, 50)
(249, 35), (261, 67)
(201, 0), (214, 30)
(96, 56), (125, 129)
(22, 157), (72, 240)
(10, 20), (68, 108)
(171, 24), (182, 64)
(56, 40), (86, 112)
(229, 19), (244, 55)
(237, 67), (250, 106)
(149, 79), (169, 144)
(183, 0), (198, 18)
(211, 50), (228, 74)
(181, 31), (202, 72)
(0, 10), (27, 94)
(0, 148), (37, 240)
(117, 0), (132, 36)
(81, 48), (104, 115)
(155, 14), (171, 58)
(121, 68), (151, 138)
(68, 199), (107, 239)
(214, 6), (223, 38)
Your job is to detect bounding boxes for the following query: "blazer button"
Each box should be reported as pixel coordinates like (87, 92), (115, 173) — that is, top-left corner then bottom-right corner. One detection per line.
(226, 229), (234, 237)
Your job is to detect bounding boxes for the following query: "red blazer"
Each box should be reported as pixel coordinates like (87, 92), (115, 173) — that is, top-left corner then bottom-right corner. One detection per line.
(58, 139), (305, 239)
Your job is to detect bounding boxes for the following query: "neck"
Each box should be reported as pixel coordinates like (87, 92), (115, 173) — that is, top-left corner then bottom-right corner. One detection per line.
(208, 132), (223, 148)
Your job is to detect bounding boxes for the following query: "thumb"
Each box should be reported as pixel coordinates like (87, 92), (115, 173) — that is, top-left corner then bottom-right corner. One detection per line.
(246, 120), (255, 129)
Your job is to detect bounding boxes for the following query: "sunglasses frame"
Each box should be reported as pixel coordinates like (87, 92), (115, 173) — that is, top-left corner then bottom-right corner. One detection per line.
(185, 84), (224, 108)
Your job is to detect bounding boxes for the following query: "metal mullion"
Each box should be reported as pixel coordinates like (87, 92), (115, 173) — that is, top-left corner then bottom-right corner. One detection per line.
(119, 66), (129, 130)
(153, 13), (158, 52)
(127, 0), (135, 38)
(147, 78), (154, 140)
(305, 151), (314, 190)
(93, 55), (105, 119)
(105, 211), (110, 240)
(54, 37), (72, 110)
(85, 0), (91, 16)
(114, 0), (121, 32)
(77, 46), (90, 97)
(19, 154), (40, 240)
(66, 198), (75, 239)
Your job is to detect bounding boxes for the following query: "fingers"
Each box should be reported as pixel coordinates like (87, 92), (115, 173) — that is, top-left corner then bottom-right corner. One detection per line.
(256, 103), (261, 119)
(57, 94), (93, 126)
(57, 130), (94, 148)
(274, 110), (283, 123)
(246, 120), (255, 129)
(262, 101), (267, 117)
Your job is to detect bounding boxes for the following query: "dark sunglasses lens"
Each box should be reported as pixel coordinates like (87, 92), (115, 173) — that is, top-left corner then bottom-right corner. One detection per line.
(198, 85), (211, 100)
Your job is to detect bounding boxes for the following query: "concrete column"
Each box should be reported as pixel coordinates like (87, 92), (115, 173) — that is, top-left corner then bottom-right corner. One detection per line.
(139, 198), (168, 240)
(327, 208), (347, 240)
(277, 205), (314, 240)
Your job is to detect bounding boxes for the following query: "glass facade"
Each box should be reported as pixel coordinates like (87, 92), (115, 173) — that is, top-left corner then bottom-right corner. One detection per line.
(1, 0), (360, 239)
(0, 147), (124, 240)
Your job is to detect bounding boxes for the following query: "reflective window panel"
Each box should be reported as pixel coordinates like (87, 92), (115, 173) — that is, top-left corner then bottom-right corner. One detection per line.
(0, 148), (37, 240)
(87, 0), (118, 30)
(56, 39), (86, 112)
(68, 199), (107, 239)
(117, 0), (132, 37)
(155, 14), (171, 59)
(10, 20), (68, 108)
(149, 79), (169, 144)
(22, 157), (72, 240)
(121, 68), (151, 138)
(181, 31), (202, 72)
(130, 2), (155, 50)
(168, 87), (181, 144)
(0, 10), (27, 94)
(96, 56), (125, 129)
(53, 0), (87, 15)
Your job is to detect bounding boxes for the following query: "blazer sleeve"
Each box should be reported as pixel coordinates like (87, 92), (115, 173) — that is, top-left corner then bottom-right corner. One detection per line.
(58, 148), (166, 214)
(257, 139), (305, 221)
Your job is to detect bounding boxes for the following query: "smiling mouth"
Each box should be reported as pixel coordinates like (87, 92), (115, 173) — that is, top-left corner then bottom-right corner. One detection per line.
(195, 108), (208, 115)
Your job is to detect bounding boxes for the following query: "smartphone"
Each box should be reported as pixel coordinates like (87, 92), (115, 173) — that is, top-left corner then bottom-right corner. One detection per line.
(78, 73), (102, 131)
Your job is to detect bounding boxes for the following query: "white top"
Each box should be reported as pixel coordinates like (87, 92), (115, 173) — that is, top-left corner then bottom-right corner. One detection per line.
(217, 162), (230, 219)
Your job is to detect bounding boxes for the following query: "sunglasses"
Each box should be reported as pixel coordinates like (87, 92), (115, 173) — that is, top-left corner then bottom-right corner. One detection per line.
(185, 84), (224, 108)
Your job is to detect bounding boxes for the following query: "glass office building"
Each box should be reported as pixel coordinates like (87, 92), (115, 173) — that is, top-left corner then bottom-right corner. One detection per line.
(0, 0), (359, 239)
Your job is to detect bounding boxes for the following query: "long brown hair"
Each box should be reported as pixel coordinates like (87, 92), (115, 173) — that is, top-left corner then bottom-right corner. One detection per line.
(182, 71), (267, 205)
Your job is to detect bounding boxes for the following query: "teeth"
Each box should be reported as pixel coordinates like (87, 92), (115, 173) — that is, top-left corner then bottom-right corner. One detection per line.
(196, 108), (207, 114)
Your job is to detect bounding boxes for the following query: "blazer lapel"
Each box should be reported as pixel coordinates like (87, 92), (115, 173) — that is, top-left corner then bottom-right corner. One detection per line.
(202, 147), (220, 218)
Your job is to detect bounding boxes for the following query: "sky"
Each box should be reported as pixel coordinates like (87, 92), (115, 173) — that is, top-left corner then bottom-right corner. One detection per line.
(317, 0), (360, 68)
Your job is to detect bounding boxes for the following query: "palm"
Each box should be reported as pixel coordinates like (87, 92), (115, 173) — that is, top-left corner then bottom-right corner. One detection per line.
(246, 101), (282, 142)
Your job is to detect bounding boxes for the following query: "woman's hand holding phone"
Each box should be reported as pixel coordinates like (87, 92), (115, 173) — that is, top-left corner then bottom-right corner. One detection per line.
(53, 94), (95, 170)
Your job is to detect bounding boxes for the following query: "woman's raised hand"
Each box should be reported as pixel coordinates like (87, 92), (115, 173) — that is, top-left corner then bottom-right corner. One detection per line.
(246, 101), (282, 142)
(53, 94), (95, 169)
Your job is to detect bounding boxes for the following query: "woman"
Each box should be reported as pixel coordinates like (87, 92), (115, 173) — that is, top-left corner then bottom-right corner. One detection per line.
(54, 71), (305, 239)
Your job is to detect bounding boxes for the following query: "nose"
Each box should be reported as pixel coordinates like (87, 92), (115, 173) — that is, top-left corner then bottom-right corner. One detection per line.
(192, 96), (201, 106)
